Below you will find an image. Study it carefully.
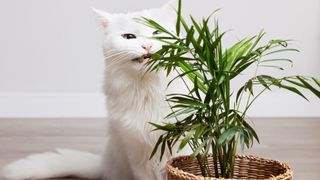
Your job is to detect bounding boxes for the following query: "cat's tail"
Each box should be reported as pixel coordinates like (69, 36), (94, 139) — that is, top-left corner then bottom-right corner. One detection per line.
(1, 149), (103, 180)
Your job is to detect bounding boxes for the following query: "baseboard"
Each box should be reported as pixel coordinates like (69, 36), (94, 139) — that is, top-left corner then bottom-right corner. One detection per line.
(0, 93), (107, 117)
(0, 92), (319, 118)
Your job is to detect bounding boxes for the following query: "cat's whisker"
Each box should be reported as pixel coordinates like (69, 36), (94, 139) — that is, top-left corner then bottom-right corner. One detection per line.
(110, 55), (132, 66)
(105, 51), (129, 59)
(104, 49), (137, 54)
(106, 54), (132, 68)
(108, 52), (131, 61)
(103, 48), (122, 53)
(105, 49), (141, 56)
(104, 50), (140, 60)
(105, 50), (140, 66)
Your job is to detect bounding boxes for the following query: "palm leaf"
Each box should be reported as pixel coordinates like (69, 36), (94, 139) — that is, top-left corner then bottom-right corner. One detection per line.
(297, 76), (320, 98)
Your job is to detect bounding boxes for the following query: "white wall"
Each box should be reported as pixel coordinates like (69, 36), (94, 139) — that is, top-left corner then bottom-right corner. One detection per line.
(0, 0), (319, 117)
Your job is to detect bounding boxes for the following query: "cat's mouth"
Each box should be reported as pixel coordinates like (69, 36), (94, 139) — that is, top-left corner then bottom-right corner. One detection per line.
(132, 54), (152, 64)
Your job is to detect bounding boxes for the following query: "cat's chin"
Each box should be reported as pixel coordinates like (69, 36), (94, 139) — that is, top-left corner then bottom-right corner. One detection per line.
(132, 54), (152, 64)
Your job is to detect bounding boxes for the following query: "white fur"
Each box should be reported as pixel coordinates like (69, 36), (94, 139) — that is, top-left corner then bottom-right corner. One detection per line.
(2, 2), (178, 180)
(2, 149), (103, 179)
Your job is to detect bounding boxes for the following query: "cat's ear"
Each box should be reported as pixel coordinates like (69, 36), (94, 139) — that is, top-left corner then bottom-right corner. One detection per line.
(91, 7), (111, 29)
(162, 0), (179, 12)
(161, 0), (179, 23)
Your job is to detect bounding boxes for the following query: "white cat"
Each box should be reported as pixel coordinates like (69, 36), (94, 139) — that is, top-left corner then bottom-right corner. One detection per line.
(1, 2), (178, 180)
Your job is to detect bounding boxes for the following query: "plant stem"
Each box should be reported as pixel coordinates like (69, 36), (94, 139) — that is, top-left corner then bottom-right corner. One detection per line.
(211, 142), (219, 177)
(217, 146), (226, 177)
(229, 133), (240, 177)
(196, 154), (207, 177)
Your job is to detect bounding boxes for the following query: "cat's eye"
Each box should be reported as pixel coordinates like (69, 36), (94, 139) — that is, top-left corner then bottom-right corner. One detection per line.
(122, 33), (137, 39)
(152, 30), (161, 35)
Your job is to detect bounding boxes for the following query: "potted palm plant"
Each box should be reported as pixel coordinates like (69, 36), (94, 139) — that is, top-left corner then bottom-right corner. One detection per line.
(141, 0), (320, 179)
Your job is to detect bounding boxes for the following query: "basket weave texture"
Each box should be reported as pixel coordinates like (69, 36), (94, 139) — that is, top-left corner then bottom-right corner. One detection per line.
(167, 154), (292, 180)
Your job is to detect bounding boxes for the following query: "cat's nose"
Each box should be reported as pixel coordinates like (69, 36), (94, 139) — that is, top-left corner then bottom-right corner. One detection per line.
(141, 43), (153, 52)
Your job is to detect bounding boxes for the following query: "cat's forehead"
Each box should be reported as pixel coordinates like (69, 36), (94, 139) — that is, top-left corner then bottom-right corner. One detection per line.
(108, 8), (174, 34)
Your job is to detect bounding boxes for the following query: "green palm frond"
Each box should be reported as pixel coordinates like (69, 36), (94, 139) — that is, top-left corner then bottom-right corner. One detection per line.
(141, 0), (320, 178)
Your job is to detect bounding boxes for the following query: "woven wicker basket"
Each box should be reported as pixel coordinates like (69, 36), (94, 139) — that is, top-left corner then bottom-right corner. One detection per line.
(167, 155), (292, 180)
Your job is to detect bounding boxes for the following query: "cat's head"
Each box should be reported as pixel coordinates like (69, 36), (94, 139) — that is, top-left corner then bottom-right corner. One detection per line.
(93, 1), (177, 77)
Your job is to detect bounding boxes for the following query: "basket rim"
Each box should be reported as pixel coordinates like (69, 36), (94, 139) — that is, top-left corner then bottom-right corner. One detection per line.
(166, 154), (293, 180)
